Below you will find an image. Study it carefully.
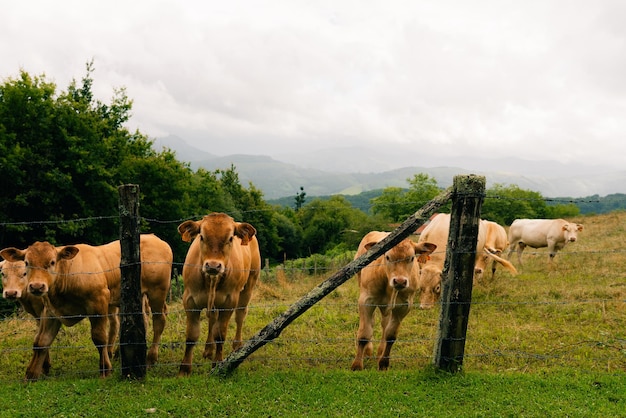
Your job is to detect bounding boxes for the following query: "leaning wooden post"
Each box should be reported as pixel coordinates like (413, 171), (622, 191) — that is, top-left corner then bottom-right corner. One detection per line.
(118, 184), (147, 379)
(212, 186), (454, 377)
(433, 175), (485, 373)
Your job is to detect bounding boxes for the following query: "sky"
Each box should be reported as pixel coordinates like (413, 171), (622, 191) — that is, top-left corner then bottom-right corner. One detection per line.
(2, 0), (625, 170)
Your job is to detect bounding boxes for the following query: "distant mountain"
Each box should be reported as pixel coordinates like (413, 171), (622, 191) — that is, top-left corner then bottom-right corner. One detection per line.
(153, 137), (626, 199)
(153, 135), (216, 162)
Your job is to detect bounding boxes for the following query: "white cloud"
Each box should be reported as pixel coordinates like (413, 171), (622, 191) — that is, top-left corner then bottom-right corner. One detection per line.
(2, 0), (625, 169)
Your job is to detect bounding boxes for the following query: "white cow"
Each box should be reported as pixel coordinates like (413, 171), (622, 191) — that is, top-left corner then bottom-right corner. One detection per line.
(507, 219), (583, 265)
(474, 220), (510, 280)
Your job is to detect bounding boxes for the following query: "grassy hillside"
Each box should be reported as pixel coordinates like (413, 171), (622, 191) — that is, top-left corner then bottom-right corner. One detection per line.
(0, 212), (624, 415)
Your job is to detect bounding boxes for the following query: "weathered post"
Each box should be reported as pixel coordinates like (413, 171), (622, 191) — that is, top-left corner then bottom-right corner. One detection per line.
(433, 175), (485, 373)
(118, 184), (146, 379)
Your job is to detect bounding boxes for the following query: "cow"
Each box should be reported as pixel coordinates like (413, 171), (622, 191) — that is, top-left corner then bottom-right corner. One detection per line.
(1, 259), (51, 374)
(474, 220), (511, 281)
(507, 218), (583, 266)
(417, 214), (517, 309)
(177, 213), (261, 376)
(0, 234), (172, 381)
(1, 259), (45, 319)
(350, 231), (436, 371)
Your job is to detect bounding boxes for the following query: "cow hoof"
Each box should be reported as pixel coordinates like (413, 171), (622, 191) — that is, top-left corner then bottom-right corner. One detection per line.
(178, 365), (192, 377)
(350, 361), (363, 371)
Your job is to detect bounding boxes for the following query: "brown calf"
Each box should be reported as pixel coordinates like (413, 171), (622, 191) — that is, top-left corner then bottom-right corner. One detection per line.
(351, 231), (436, 371)
(0, 259), (51, 373)
(177, 213), (261, 376)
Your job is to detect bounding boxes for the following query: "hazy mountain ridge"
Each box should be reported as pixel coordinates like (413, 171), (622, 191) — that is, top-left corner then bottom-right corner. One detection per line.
(155, 136), (626, 199)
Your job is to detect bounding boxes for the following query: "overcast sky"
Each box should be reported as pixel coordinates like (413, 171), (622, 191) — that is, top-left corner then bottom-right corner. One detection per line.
(2, 0), (625, 169)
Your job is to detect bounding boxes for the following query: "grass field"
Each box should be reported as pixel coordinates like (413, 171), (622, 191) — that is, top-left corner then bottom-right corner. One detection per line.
(0, 212), (624, 416)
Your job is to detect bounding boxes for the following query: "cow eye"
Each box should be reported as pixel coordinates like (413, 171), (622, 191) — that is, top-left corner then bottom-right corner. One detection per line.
(24, 261), (29, 268)
(50, 260), (55, 267)
(409, 256), (415, 263)
(435, 285), (441, 294)
(385, 255), (390, 262)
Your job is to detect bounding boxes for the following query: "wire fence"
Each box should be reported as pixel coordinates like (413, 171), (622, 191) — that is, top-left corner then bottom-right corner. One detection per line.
(0, 197), (625, 382)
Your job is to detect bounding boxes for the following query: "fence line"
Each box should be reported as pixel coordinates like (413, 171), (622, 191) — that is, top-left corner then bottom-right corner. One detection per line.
(0, 190), (623, 381)
(0, 194), (604, 228)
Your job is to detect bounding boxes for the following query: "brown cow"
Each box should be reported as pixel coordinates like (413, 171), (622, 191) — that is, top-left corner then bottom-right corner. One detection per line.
(1, 259), (45, 319)
(177, 213), (261, 376)
(417, 214), (517, 309)
(351, 231), (436, 371)
(0, 234), (172, 380)
(0, 259), (51, 374)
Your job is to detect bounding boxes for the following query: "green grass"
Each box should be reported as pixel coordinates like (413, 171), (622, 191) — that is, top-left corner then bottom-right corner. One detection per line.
(0, 212), (625, 416)
(0, 369), (623, 417)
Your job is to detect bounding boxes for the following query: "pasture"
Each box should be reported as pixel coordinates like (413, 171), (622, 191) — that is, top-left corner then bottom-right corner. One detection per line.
(0, 212), (624, 415)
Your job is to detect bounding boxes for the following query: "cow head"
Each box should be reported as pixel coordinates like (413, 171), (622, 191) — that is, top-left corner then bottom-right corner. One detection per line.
(563, 223), (583, 243)
(1, 259), (28, 300)
(417, 264), (443, 309)
(363, 239), (436, 291)
(178, 212), (257, 277)
(0, 242), (79, 296)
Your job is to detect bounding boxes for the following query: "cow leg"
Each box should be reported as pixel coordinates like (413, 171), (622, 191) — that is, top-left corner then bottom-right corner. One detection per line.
(203, 308), (217, 361)
(145, 293), (168, 366)
(26, 315), (62, 381)
(107, 306), (120, 359)
(178, 307), (201, 377)
(378, 305), (409, 371)
(351, 297), (375, 371)
(377, 306), (392, 358)
(232, 273), (259, 350)
(210, 304), (237, 367)
(34, 319), (52, 375)
(88, 314), (112, 378)
(516, 242), (526, 266)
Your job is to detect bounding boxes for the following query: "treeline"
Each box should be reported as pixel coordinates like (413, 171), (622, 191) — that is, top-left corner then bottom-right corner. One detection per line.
(0, 64), (589, 266)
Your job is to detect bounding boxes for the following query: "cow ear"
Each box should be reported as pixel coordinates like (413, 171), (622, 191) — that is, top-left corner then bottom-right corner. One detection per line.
(235, 222), (257, 246)
(0, 248), (25, 262)
(58, 246), (79, 260)
(415, 242), (437, 255)
(414, 242), (436, 264)
(363, 240), (379, 251)
(178, 220), (200, 243)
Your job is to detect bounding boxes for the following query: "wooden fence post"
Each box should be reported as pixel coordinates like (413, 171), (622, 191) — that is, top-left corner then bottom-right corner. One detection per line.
(118, 184), (147, 379)
(433, 175), (485, 373)
(212, 185), (454, 377)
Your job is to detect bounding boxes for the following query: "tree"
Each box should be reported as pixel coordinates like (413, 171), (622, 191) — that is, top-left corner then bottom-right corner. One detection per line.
(482, 184), (548, 225)
(370, 187), (406, 222)
(294, 187), (306, 211)
(370, 173), (443, 222)
(0, 64), (196, 253)
(297, 196), (370, 255)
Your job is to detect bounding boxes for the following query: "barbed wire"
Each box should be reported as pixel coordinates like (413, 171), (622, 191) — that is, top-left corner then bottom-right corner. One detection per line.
(0, 193), (605, 228)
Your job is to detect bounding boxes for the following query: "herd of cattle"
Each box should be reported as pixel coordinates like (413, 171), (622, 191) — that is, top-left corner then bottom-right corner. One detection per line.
(0, 212), (583, 379)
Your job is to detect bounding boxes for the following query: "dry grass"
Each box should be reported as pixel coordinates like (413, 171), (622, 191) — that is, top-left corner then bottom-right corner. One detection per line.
(0, 212), (625, 381)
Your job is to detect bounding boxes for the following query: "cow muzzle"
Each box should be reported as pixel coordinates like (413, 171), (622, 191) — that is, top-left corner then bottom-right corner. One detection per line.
(3, 289), (20, 299)
(391, 276), (408, 290)
(203, 260), (224, 276)
(28, 282), (48, 296)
